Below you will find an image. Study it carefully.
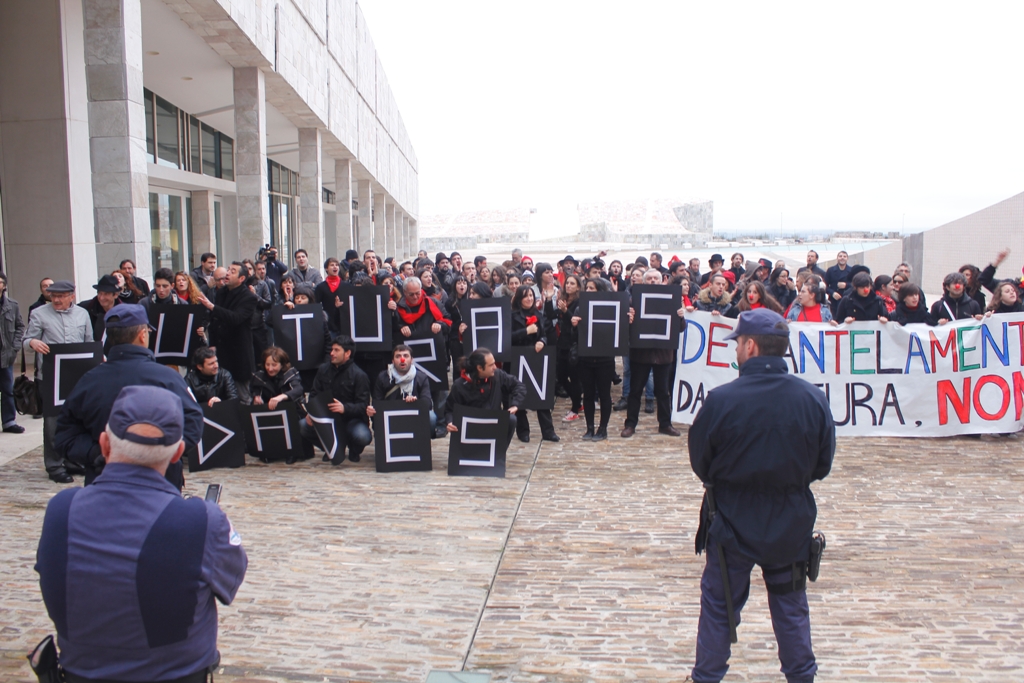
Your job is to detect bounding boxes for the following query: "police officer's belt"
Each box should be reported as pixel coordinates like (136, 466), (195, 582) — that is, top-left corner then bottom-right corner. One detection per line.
(64, 670), (207, 683)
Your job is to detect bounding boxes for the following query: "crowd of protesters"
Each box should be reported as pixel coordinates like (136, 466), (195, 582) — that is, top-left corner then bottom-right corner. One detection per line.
(10, 244), (1024, 481)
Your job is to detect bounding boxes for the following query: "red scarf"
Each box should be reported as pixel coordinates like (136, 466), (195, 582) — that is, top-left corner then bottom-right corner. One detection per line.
(326, 275), (341, 292)
(461, 369), (490, 393)
(396, 296), (451, 326)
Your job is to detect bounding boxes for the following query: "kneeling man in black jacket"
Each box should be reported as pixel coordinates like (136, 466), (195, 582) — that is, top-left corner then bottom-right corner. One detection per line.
(185, 346), (238, 407)
(367, 344), (437, 434)
(302, 334), (372, 465)
(444, 347), (526, 447)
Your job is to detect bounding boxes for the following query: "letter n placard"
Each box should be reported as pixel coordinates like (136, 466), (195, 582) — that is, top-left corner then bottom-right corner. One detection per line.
(507, 345), (556, 410)
(578, 291), (629, 357)
(372, 399), (432, 473)
(448, 405), (508, 478)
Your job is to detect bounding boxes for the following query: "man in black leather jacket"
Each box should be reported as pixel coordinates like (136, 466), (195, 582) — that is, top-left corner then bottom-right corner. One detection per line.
(184, 346), (238, 407)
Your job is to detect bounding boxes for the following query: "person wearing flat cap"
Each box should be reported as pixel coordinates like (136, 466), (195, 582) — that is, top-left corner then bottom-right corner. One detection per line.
(23, 280), (93, 483)
(79, 274), (122, 342)
(37, 385), (247, 683)
(686, 309), (834, 683)
(54, 303), (203, 489)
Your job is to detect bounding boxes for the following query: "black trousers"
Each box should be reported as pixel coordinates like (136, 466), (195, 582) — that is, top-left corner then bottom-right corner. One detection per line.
(578, 358), (614, 432)
(556, 347), (582, 413)
(624, 361), (673, 429)
(515, 408), (555, 439)
(252, 326), (272, 366)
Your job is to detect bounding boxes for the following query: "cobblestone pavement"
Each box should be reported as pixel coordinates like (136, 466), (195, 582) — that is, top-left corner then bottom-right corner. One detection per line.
(2, 409), (1023, 682)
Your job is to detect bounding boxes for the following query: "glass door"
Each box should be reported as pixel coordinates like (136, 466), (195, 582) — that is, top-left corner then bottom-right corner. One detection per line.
(149, 188), (192, 274)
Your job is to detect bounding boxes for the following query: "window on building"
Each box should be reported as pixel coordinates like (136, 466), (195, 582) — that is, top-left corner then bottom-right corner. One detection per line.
(145, 94), (155, 161)
(220, 137), (234, 181)
(154, 96), (179, 168)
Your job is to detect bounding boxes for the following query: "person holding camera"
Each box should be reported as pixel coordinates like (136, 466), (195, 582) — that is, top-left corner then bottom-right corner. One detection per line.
(687, 309), (834, 683)
(36, 385), (247, 683)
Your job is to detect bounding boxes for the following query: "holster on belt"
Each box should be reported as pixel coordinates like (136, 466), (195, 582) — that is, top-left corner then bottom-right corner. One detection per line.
(27, 635), (63, 683)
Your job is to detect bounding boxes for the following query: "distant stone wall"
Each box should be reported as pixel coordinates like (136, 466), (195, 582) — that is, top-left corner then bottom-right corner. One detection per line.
(674, 201), (713, 246)
(579, 222), (699, 248)
(419, 232), (530, 254)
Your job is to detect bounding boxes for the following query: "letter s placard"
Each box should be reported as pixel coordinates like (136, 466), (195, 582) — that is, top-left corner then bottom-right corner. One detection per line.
(448, 404), (509, 478)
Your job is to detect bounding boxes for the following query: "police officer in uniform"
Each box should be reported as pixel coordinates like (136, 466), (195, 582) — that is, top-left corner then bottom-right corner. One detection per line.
(687, 309), (834, 683)
(54, 304), (203, 488)
(36, 385), (247, 682)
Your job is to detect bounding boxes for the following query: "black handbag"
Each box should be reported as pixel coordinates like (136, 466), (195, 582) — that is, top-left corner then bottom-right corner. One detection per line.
(14, 351), (41, 416)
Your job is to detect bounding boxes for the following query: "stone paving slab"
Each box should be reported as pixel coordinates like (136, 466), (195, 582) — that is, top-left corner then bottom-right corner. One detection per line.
(3, 412), (1024, 682)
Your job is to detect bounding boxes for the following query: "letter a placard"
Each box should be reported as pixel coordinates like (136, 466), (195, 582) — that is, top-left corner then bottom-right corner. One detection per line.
(271, 304), (325, 370)
(41, 342), (103, 417)
(186, 399), (246, 472)
(459, 298), (512, 361)
(372, 399), (433, 473)
(448, 405), (509, 478)
(578, 291), (629, 357)
(241, 403), (302, 462)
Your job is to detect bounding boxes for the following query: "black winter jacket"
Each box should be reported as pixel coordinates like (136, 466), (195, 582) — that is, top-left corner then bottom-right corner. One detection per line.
(836, 290), (888, 321)
(372, 367), (433, 412)
(930, 294), (981, 321)
(689, 355), (834, 566)
(892, 302), (935, 326)
(185, 367), (239, 405)
(251, 366), (306, 415)
(443, 369), (526, 425)
(511, 306), (551, 348)
(309, 359), (370, 420)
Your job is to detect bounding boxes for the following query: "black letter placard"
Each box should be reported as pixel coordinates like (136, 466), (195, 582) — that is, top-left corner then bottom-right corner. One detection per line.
(458, 298), (512, 361)
(305, 393), (344, 461)
(42, 342), (103, 417)
(147, 305), (206, 365)
(346, 285), (392, 352)
(405, 331), (449, 390)
(448, 404), (508, 478)
(372, 399), (432, 473)
(186, 399), (246, 472)
(241, 403), (302, 463)
(630, 285), (682, 349)
(578, 291), (629, 357)
(270, 304), (325, 370)
(507, 346), (556, 410)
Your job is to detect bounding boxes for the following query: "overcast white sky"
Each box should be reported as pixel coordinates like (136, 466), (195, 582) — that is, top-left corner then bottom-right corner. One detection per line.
(359, 1), (1024, 234)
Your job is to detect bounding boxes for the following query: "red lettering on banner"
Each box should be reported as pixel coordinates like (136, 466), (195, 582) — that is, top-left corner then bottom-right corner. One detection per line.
(973, 375), (1010, 421)
(1015, 371), (1024, 420)
(929, 329), (958, 372)
(707, 323), (732, 368)
(824, 330), (848, 373)
(1010, 321), (1024, 365)
(937, 378), (970, 425)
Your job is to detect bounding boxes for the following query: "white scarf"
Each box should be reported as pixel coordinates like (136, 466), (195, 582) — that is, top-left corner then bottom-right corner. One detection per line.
(388, 363), (418, 398)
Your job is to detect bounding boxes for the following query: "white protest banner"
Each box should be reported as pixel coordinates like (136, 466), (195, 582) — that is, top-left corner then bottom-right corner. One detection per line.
(674, 311), (1024, 437)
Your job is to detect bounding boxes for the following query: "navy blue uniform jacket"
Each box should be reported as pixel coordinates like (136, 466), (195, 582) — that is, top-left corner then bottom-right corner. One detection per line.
(54, 344), (204, 487)
(688, 355), (834, 566)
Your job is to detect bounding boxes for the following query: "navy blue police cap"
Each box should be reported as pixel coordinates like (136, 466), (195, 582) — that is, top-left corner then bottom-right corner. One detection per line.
(724, 309), (790, 341)
(108, 385), (184, 446)
(104, 303), (154, 330)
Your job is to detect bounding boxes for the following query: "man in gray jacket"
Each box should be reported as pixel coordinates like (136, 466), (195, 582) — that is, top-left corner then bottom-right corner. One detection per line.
(23, 280), (93, 482)
(288, 248), (323, 286)
(0, 272), (25, 435)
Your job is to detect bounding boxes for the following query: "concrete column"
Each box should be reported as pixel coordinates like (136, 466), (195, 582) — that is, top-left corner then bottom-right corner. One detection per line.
(190, 190), (216, 264)
(356, 179), (373, 255)
(410, 218), (418, 257)
(385, 203), (397, 261)
(372, 193), (386, 256)
(0, 0), (98, 308)
(83, 0), (151, 279)
(298, 128), (324, 268)
(403, 215), (412, 260)
(394, 208), (405, 261)
(335, 158), (354, 257)
(233, 67), (269, 260)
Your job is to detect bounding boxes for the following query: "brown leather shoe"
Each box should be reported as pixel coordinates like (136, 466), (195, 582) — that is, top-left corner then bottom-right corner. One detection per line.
(620, 426), (635, 438)
(658, 425), (681, 437)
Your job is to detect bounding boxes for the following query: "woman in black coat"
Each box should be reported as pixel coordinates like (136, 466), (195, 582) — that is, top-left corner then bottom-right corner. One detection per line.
(768, 266), (797, 311)
(251, 346), (311, 463)
(510, 285), (558, 443)
(555, 275), (583, 423)
(986, 280), (1024, 315)
(891, 283), (935, 325)
(572, 277), (617, 441)
(836, 272), (889, 322)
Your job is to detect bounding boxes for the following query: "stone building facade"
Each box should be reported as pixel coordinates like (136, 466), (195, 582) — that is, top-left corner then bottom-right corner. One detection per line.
(0, 0), (418, 308)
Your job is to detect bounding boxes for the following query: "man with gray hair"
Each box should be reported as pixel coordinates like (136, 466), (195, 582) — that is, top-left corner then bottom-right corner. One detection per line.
(36, 385), (247, 682)
(393, 275), (451, 340)
(502, 248), (524, 271)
